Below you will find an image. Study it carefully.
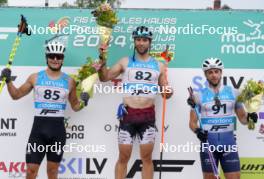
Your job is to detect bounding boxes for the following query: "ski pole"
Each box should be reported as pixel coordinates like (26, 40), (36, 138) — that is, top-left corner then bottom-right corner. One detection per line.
(188, 87), (220, 179)
(0, 15), (31, 94)
(159, 45), (171, 179)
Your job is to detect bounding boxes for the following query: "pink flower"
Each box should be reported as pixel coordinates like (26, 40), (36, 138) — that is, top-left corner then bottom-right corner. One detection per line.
(92, 62), (103, 71)
(99, 43), (109, 51)
(100, 3), (111, 12)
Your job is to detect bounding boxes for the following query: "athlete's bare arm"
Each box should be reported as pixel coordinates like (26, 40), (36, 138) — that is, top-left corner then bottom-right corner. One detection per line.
(6, 73), (36, 100)
(98, 57), (127, 82)
(189, 109), (199, 132)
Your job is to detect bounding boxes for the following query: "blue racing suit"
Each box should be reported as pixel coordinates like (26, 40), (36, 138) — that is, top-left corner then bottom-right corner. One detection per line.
(194, 85), (243, 173)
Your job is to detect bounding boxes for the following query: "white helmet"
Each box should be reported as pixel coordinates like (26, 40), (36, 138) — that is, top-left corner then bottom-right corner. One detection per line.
(45, 41), (65, 54)
(202, 58), (224, 72)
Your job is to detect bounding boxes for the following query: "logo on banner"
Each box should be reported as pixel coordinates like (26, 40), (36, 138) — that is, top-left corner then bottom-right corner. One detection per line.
(0, 118), (18, 137)
(126, 159), (195, 178)
(0, 162), (26, 174)
(48, 16), (71, 33)
(236, 158), (264, 179)
(104, 124), (170, 133)
(192, 75), (245, 91)
(59, 157), (107, 178)
(221, 20), (264, 54)
(65, 124), (85, 140)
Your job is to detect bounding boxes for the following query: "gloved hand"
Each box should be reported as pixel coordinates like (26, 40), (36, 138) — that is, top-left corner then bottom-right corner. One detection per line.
(247, 112), (258, 123)
(80, 92), (89, 106)
(187, 97), (196, 108)
(194, 128), (208, 143)
(1, 68), (12, 83)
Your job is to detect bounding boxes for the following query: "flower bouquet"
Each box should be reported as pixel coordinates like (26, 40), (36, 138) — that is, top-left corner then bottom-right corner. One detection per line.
(237, 80), (264, 130)
(91, 1), (118, 60)
(71, 57), (103, 98)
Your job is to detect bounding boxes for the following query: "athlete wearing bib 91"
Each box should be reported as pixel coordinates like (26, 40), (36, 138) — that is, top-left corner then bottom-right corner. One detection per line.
(0, 40), (89, 179)
(188, 58), (258, 179)
(98, 26), (173, 179)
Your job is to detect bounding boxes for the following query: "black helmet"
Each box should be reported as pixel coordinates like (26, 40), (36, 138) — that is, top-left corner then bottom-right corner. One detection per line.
(132, 26), (153, 40)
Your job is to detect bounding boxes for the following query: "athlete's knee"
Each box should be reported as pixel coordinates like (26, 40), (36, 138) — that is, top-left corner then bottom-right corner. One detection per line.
(141, 157), (153, 165)
(47, 167), (59, 178)
(26, 165), (39, 178)
(225, 172), (240, 179)
(47, 161), (60, 179)
(141, 153), (153, 164)
(203, 172), (217, 179)
(118, 153), (131, 164)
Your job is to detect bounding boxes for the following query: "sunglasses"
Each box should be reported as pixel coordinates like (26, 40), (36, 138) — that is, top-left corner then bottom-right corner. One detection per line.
(47, 54), (64, 60)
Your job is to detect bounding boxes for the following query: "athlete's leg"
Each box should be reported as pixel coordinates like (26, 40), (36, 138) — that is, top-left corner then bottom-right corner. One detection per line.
(115, 122), (135, 179)
(26, 164), (40, 179)
(46, 117), (66, 179)
(140, 143), (154, 179)
(224, 172), (240, 179)
(26, 118), (46, 179)
(220, 151), (240, 179)
(203, 172), (218, 179)
(47, 161), (60, 179)
(219, 133), (240, 179)
(138, 122), (156, 179)
(115, 144), (133, 179)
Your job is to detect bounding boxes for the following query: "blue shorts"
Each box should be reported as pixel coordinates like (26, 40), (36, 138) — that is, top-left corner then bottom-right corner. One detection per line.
(200, 131), (240, 173)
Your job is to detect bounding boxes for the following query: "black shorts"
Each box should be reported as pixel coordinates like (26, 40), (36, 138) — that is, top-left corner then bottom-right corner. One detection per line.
(118, 106), (156, 144)
(26, 116), (66, 164)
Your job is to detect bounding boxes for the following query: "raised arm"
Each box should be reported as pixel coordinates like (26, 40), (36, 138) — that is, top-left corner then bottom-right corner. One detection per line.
(98, 57), (127, 82)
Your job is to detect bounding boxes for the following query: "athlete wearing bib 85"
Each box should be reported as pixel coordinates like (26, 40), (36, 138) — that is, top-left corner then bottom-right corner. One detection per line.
(0, 40), (89, 179)
(188, 58), (258, 179)
(98, 26), (173, 179)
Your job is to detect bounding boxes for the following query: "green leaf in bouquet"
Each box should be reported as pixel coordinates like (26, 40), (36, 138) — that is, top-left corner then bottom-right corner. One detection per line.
(237, 79), (264, 103)
(76, 57), (97, 81)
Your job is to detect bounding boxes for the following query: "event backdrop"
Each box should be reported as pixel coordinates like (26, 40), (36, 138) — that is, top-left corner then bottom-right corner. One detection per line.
(0, 8), (263, 179)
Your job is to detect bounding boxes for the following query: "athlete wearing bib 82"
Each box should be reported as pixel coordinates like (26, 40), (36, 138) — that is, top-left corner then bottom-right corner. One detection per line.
(0, 40), (89, 179)
(98, 26), (173, 179)
(188, 58), (258, 179)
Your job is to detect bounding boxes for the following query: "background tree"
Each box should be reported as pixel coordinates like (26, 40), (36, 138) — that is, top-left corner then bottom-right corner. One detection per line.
(61, 1), (76, 8)
(0, 0), (7, 6)
(75, 0), (122, 8)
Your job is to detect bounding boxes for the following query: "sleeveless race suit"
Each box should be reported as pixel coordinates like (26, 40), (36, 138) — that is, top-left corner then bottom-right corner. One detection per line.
(118, 57), (160, 144)
(195, 85), (243, 173)
(26, 70), (69, 164)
